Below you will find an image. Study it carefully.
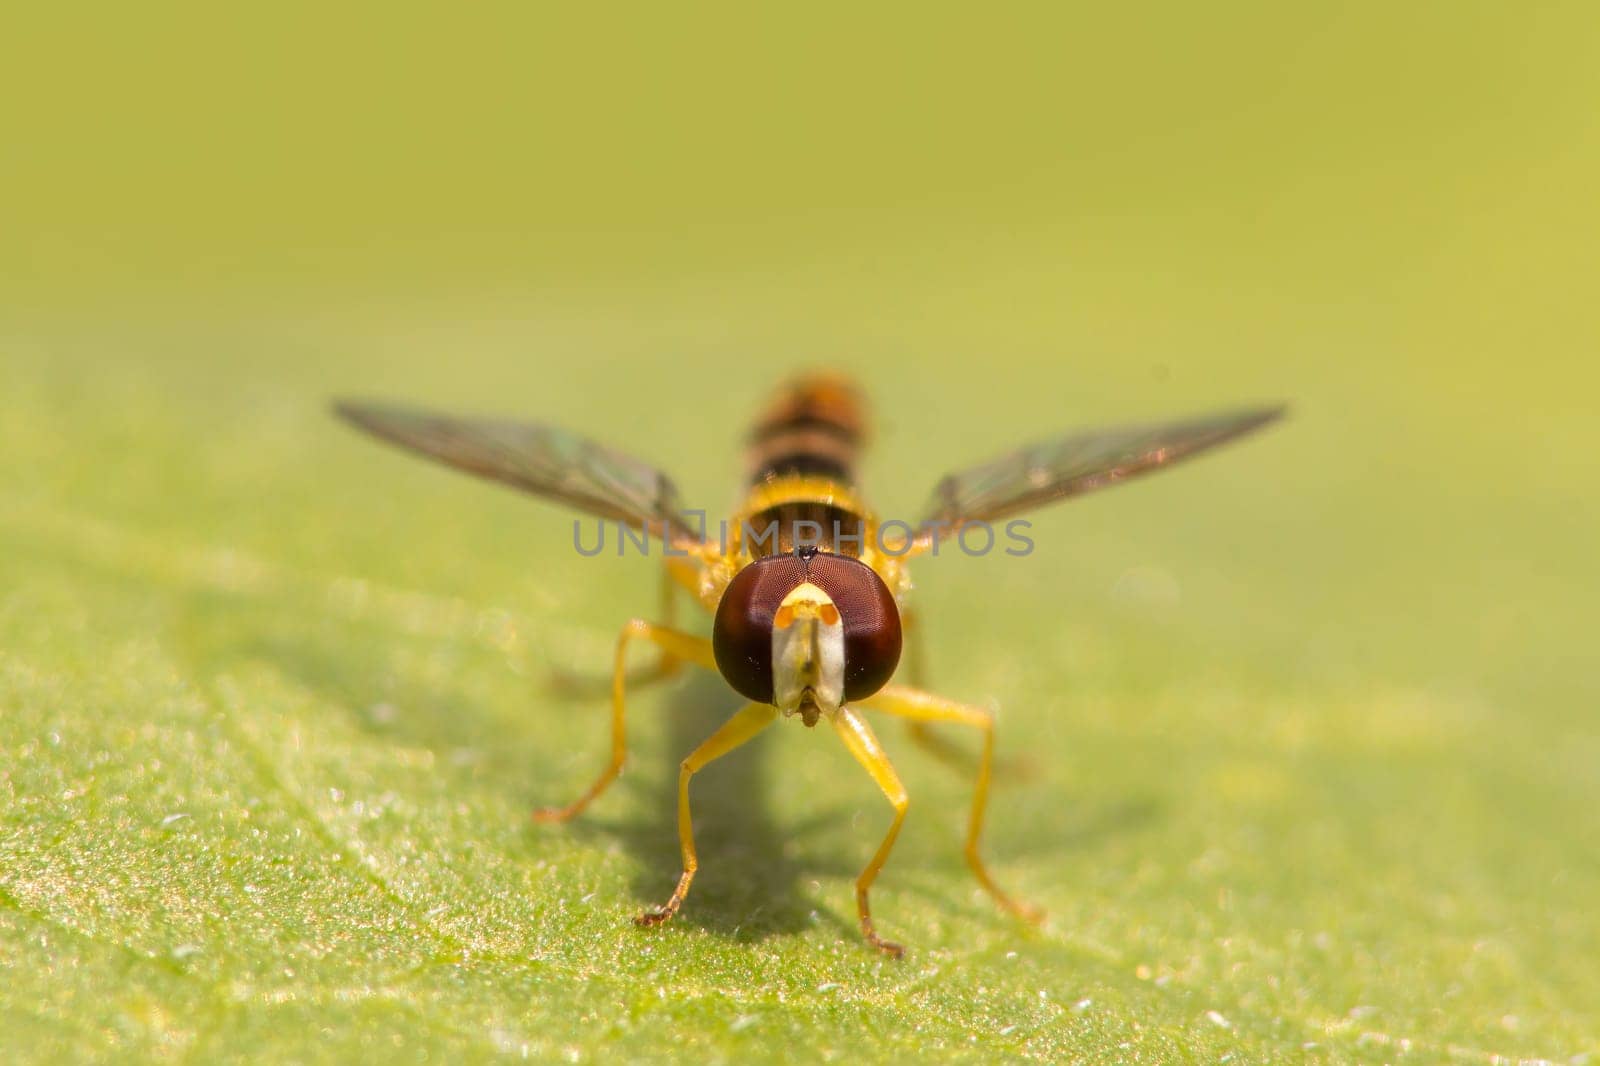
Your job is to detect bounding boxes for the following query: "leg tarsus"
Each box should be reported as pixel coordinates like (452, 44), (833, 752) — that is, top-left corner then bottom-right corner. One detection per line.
(857, 886), (905, 958)
(963, 843), (1044, 924)
(635, 869), (694, 926)
(531, 764), (618, 823)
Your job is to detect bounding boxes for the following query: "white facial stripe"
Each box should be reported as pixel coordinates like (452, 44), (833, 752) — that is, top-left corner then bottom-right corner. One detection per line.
(771, 583), (846, 717)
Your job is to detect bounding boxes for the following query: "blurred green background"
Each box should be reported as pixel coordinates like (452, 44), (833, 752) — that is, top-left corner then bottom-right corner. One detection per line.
(2, 4), (1597, 1062)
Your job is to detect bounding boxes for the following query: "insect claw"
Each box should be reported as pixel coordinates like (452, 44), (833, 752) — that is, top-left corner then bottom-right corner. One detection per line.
(865, 931), (906, 959)
(634, 904), (678, 928)
(858, 910), (906, 959)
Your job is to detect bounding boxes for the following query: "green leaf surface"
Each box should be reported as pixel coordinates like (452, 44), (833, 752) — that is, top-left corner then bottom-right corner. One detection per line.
(3, 4), (1599, 1063)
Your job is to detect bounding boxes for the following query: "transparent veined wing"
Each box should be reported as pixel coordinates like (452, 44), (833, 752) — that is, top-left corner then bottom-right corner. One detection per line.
(334, 400), (701, 544)
(917, 405), (1285, 541)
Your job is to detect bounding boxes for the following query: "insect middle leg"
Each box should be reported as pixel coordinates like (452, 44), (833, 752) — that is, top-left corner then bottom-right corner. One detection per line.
(532, 619), (717, 823)
(897, 608), (1009, 776)
(832, 705), (911, 957)
(629, 554), (703, 685)
(548, 565), (694, 697)
(858, 684), (1043, 924)
(636, 701), (777, 928)
(896, 606), (964, 766)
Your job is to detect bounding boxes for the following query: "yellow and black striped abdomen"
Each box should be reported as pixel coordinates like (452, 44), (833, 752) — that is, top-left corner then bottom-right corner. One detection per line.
(744, 373), (870, 557)
(746, 371), (866, 486)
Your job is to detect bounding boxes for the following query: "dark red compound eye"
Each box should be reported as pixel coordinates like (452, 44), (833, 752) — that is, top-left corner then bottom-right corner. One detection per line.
(712, 551), (902, 705)
(805, 552), (901, 701)
(712, 554), (808, 704)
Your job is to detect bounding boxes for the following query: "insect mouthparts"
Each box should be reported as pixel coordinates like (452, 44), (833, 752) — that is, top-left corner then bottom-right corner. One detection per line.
(795, 545), (819, 561)
(798, 690), (822, 728)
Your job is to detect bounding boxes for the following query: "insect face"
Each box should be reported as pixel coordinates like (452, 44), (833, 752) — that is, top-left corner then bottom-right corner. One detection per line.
(712, 550), (902, 726)
(771, 581), (845, 726)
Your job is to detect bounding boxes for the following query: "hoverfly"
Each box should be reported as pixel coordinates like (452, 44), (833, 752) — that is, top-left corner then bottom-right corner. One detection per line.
(336, 374), (1282, 956)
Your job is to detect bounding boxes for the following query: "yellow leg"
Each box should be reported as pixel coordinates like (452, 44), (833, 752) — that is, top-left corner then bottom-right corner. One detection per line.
(897, 607), (981, 774)
(642, 565), (686, 682)
(858, 684), (1043, 924)
(636, 702), (778, 927)
(895, 611), (1035, 781)
(547, 568), (688, 696)
(532, 619), (717, 823)
(832, 706), (911, 957)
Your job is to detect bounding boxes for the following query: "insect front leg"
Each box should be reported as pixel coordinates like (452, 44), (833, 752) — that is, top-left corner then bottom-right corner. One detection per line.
(636, 702), (777, 928)
(858, 684), (1043, 924)
(532, 619), (716, 823)
(832, 706), (911, 958)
